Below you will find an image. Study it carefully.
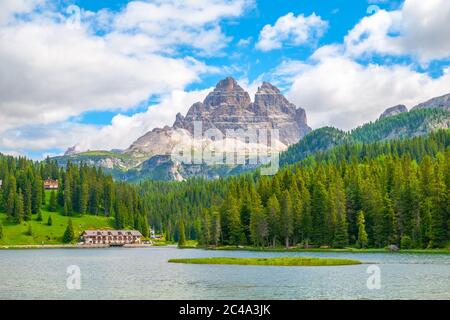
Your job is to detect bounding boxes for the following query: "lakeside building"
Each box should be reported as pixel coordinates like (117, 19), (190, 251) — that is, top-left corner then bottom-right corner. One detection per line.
(43, 178), (59, 190)
(81, 230), (143, 245)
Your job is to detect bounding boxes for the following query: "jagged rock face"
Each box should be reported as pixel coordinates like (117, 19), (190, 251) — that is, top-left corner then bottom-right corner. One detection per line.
(126, 125), (193, 159)
(379, 105), (408, 119)
(64, 144), (83, 156)
(132, 77), (311, 159)
(412, 93), (450, 111)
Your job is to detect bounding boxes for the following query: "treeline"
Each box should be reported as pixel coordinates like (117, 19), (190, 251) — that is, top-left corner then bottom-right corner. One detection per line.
(0, 156), (149, 237)
(140, 130), (450, 248)
(280, 108), (450, 166)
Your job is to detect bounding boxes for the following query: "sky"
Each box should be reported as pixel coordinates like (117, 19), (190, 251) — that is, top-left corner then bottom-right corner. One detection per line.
(0, 0), (450, 159)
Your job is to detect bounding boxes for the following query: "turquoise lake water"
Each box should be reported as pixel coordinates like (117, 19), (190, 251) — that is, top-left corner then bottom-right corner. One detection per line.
(0, 247), (449, 299)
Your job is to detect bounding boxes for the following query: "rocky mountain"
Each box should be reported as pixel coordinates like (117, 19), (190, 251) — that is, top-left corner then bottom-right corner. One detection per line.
(125, 77), (311, 159)
(379, 105), (407, 119)
(55, 77), (311, 181)
(411, 93), (450, 111)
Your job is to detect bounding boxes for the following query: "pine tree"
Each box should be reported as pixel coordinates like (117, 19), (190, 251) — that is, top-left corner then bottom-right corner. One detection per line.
(249, 194), (267, 247)
(266, 194), (280, 247)
(63, 219), (75, 243)
(63, 180), (72, 216)
(47, 215), (53, 226)
(32, 177), (42, 215)
(211, 209), (221, 247)
(49, 190), (57, 212)
(26, 224), (33, 236)
(178, 220), (186, 247)
(79, 182), (89, 215)
(36, 210), (43, 222)
(0, 221), (3, 240)
(23, 180), (32, 221)
(227, 196), (244, 246)
(356, 210), (368, 248)
(334, 204), (348, 244)
(14, 190), (24, 224)
(280, 190), (293, 249)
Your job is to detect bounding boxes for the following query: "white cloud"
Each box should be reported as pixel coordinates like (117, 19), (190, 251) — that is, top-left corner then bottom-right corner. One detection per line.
(0, 88), (212, 155)
(279, 48), (450, 130)
(256, 12), (328, 51)
(0, 0), (43, 25)
(112, 0), (253, 56)
(345, 0), (450, 62)
(0, 0), (250, 134)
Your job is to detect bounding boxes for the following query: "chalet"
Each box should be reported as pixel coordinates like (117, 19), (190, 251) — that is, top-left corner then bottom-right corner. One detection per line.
(43, 178), (59, 190)
(81, 230), (143, 245)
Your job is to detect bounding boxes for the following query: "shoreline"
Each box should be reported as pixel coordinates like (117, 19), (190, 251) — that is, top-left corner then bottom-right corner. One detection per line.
(181, 245), (450, 255)
(1, 243), (449, 254)
(0, 244), (155, 250)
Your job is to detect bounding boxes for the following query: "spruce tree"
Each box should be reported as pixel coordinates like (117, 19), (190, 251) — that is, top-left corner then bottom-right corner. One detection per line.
(266, 194), (280, 247)
(178, 220), (186, 247)
(26, 224), (33, 236)
(0, 221), (3, 240)
(334, 211), (349, 248)
(63, 219), (75, 243)
(356, 210), (368, 248)
(49, 190), (57, 212)
(47, 215), (53, 226)
(280, 190), (293, 249)
(14, 190), (24, 224)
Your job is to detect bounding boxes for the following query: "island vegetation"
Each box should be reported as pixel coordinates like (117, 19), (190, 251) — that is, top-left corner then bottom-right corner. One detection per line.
(168, 256), (362, 266)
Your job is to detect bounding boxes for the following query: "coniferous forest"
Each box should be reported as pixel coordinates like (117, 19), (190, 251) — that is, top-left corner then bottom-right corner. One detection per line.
(140, 130), (450, 249)
(0, 157), (149, 237)
(1, 130), (449, 249)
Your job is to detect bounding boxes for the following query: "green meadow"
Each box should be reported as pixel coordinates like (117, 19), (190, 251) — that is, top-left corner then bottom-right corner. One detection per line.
(0, 191), (114, 246)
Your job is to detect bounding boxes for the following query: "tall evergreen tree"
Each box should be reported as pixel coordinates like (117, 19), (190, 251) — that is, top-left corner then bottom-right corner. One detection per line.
(63, 219), (75, 243)
(356, 210), (368, 248)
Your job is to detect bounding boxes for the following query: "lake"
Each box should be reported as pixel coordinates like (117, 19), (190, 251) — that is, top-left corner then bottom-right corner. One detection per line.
(0, 247), (449, 299)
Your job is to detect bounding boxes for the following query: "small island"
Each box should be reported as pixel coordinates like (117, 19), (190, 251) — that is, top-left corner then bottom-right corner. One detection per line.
(168, 257), (362, 267)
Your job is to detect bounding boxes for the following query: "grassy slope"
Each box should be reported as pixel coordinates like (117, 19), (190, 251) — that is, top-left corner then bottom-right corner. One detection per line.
(168, 257), (362, 266)
(0, 191), (114, 246)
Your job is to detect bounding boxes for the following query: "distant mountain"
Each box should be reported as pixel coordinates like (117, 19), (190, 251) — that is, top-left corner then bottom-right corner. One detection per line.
(411, 93), (450, 111)
(55, 77), (311, 181)
(280, 108), (450, 166)
(379, 105), (407, 119)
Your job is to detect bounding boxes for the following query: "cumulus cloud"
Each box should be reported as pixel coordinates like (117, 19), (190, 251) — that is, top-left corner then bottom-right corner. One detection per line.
(345, 0), (450, 62)
(278, 47), (450, 130)
(256, 12), (328, 51)
(0, 88), (212, 155)
(0, 0), (251, 133)
(112, 0), (253, 56)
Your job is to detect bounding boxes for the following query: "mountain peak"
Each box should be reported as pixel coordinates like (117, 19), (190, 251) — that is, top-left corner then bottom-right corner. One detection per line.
(379, 104), (407, 119)
(214, 77), (240, 92)
(257, 82), (281, 94)
(203, 76), (250, 108)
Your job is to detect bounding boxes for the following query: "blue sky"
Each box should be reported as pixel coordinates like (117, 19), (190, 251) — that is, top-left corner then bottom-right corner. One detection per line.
(0, 0), (449, 159)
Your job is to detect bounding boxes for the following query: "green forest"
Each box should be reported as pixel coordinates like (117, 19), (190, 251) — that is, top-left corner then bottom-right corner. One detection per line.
(1, 128), (449, 249)
(141, 129), (450, 249)
(0, 156), (150, 241)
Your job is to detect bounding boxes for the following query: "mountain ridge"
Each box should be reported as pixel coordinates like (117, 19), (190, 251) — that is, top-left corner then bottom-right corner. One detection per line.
(54, 84), (450, 181)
